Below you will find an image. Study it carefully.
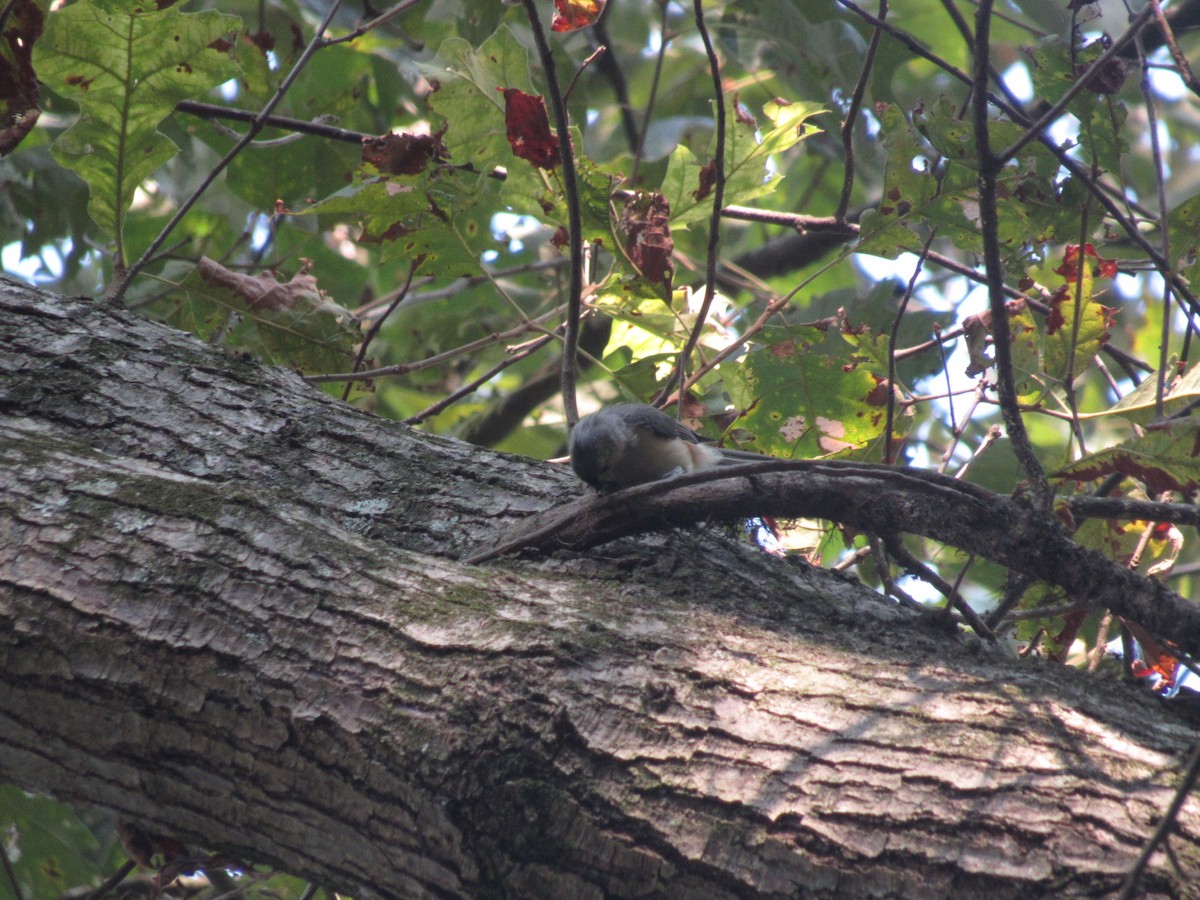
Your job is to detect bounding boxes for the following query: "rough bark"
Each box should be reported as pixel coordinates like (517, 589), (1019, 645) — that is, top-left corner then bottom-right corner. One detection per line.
(2, 274), (1200, 898)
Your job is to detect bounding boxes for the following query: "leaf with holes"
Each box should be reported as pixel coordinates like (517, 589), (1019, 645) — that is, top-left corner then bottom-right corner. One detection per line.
(1054, 415), (1200, 496)
(500, 88), (560, 169)
(725, 324), (893, 460)
(34, 0), (238, 258)
(1041, 244), (1115, 390)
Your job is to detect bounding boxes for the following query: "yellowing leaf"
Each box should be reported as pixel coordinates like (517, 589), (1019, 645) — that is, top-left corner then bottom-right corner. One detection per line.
(1054, 414), (1200, 495)
(1103, 364), (1200, 425)
(661, 96), (823, 227)
(726, 324), (898, 460)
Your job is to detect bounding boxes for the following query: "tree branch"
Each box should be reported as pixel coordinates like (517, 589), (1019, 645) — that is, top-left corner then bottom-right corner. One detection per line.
(4, 275), (1200, 896)
(470, 459), (1200, 653)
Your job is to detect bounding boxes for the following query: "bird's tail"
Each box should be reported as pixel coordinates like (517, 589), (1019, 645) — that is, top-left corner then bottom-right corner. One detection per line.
(717, 447), (776, 464)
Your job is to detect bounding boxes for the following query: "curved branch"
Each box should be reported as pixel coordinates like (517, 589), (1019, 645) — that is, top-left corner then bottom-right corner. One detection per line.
(470, 460), (1200, 652)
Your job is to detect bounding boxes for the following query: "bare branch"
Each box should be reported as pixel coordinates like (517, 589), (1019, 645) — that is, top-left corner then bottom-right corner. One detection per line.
(520, 0), (585, 426)
(972, 0), (1050, 508)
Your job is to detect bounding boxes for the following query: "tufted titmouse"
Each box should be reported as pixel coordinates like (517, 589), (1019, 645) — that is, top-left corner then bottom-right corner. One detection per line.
(569, 403), (772, 491)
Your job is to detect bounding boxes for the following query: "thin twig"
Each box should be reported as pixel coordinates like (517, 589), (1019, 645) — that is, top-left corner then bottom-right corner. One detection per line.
(985, 572), (1037, 630)
(564, 45), (608, 104)
(0, 0), (19, 33)
(342, 258), (420, 402)
(590, 15), (641, 153)
(996, 4), (1154, 163)
(320, 0), (427, 49)
(655, 0), (727, 409)
(937, 0), (1028, 115)
(355, 257), (567, 318)
(81, 860), (136, 900)
(1063, 193), (1095, 458)
(1147, 0), (1200, 96)
(520, 0), (585, 426)
(885, 229), (934, 464)
(835, 0), (1200, 322)
(885, 536), (995, 639)
(836, 0), (887, 222)
(1088, 610), (1115, 672)
(630, 3), (672, 186)
(305, 305), (567, 383)
(403, 332), (554, 426)
(175, 100), (366, 143)
(951, 423), (1000, 481)
(1, 833), (26, 900)
(971, 0), (1050, 509)
(1066, 495), (1200, 526)
(111, 0), (348, 304)
(1000, 601), (1091, 624)
(1136, 23), (1177, 419)
(867, 535), (928, 614)
(678, 296), (791, 399)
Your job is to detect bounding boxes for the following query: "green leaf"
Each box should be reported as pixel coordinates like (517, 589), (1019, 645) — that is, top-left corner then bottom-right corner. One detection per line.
(1104, 363), (1200, 425)
(855, 102), (938, 258)
(1041, 291), (1113, 394)
(859, 99), (1064, 264)
(303, 168), (504, 276)
(34, 0), (239, 258)
(1166, 192), (1200, 268)
(1054, 414), (1200, 495)
(721, 0), (870, 103)
(725, 324), (895, 459)
(421, 27), (542, 191)
(1007, 300), (1045, 404)
(1026, 36), (1128, 177)
(0, 786), (121, 897)
(419, 26), (620, 242)
(590, 280), (694, 368)
(661, 96), (823, 228)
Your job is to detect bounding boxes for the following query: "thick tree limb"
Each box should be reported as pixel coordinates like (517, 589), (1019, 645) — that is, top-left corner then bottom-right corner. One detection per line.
(3, 275), (1200, 897)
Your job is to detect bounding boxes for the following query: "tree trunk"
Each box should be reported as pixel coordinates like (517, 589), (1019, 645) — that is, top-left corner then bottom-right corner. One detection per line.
(2, 274), (1199, 898)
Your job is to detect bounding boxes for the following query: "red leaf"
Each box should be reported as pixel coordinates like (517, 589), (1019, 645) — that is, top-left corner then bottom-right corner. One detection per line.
(1045, 284), (1069, 335)
(1053, 243), (1117, 280)
(551, 0), (606, 32)
(499, 88), (561, 169)
(693, 160), (717, 201)
(620, 192), (674, 293)
(361, 125), (448, 175)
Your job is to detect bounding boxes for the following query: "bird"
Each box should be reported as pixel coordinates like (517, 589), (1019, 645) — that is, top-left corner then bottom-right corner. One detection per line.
(568, 403), (773, 491)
